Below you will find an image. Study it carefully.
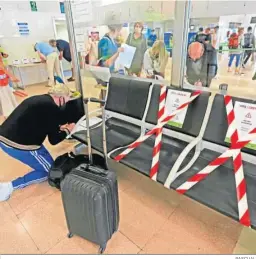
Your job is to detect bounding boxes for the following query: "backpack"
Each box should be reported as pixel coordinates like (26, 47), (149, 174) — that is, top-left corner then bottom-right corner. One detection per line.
(244, 33), (253, 48)
(228, 33), (239, 49)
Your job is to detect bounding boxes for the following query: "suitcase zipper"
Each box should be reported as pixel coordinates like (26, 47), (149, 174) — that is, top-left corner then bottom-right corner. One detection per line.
(71, 172), (112, 237)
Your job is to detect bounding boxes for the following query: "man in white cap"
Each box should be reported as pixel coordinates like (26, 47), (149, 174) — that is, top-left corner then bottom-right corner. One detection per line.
(0, 85), (81, 201)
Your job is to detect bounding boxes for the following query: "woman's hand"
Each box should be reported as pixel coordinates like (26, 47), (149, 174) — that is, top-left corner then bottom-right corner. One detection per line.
(118, 47), (124, 53)
(60, 123), (76, 133)
(10, 76), (19, 83)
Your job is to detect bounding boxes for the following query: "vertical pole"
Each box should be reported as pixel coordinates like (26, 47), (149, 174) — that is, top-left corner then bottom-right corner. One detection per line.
(64, 0), (84, 96)
(52, 17), (66, 83)
(171, 0), (191, 87)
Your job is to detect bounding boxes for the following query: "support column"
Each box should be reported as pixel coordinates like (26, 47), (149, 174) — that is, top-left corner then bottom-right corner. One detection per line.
(64, 0), (84, 96)
(171, 0), (191, 87)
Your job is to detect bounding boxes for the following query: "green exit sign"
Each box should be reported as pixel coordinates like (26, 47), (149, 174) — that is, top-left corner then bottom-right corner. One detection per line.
(30, 1), (37, 12)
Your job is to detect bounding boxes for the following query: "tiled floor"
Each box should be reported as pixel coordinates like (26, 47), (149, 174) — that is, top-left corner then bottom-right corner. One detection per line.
(1, 67), (256, 254)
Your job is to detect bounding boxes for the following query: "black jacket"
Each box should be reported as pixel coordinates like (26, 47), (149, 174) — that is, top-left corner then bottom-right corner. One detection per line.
(0, 95), (71, 150)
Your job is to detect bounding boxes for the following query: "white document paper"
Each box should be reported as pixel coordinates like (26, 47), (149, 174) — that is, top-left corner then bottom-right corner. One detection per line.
(68, 117), (102, 139)
(225, 101), (256, 150)
(165, 90), (191, 128)
(115, 43), (136, 69)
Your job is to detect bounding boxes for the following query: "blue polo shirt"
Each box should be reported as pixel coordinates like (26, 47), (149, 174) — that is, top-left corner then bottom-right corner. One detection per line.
(35, 42), (54, 57)
(98, 35), (118, 72)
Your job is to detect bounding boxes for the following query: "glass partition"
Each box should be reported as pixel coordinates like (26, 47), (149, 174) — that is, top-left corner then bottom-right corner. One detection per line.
(184, 0), (256, 99)
(69, 0), (176, 105)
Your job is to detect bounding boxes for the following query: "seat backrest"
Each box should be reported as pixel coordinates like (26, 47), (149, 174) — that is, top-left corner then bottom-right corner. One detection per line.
(203, 94), (256, 156)
(105, 76), (152, 120)
(146, 85), (211, 137)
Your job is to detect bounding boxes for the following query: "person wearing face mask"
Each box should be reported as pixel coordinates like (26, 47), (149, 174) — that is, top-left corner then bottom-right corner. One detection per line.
(0, 85), (82, 201)
(98, 24), (124, 72)
(126, 22), (147, 76)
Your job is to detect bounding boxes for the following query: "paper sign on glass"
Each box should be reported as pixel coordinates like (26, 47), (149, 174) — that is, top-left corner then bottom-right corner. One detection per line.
(225, 101), (256, 150)
(165, 90), (191, 128)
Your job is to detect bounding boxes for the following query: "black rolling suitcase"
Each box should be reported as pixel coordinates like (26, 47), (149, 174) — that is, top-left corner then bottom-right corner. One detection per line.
(61, 98), (119, 254)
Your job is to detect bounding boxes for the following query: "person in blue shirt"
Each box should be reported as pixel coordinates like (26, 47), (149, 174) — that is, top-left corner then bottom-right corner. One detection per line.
(98, 24), (124, 73)
(49, 39), (74, 82)
(34, 42), (62, 87)
(148, 29), (157, 47)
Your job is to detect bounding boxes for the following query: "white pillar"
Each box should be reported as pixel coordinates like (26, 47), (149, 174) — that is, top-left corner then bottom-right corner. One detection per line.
(64, 0), (84, 95)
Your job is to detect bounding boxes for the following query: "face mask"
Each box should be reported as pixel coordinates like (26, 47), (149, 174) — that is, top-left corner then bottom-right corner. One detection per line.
(135, 27), (142, 34)
(59, 97), (67, 111)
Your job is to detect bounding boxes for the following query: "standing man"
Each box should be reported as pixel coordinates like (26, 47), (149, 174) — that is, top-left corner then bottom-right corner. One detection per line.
(212, 26), (220, 49)
(34, 41), (62, 87)
(49, 39), (75, 82)
(243, 26), (255, 67)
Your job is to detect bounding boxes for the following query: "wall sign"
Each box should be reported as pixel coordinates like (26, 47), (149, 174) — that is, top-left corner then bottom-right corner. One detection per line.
(60, 2), (65, 14)
(165, 90), (191, 128)
(30, 1), (37, 12)
(225, 101), (256, 150)
(17, 22), (29, 36)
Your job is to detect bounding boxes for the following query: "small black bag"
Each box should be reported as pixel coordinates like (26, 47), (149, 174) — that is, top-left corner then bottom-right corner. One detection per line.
(48, 152), (106, 190)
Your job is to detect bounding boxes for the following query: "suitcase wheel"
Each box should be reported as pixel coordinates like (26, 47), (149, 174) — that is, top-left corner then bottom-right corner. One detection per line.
(99, 244), (106, 254)
(67, 233), (74, 238)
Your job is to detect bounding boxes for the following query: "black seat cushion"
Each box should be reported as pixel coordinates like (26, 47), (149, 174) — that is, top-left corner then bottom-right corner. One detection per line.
(204, 94), (256, 156)
(171, 149), (256, 228)
(111, 135), (194, 184)
(106, 77), (151, 120)
(72, 118), (141, 153)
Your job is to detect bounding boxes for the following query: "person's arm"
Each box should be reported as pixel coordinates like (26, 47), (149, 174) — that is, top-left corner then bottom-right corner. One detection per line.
(98, 38), (123, 68)
(143, 50), (154, 76)
(212, 34), (217, 48)
(142, 37), (147, 54)
(59, 50), (63, 60)
(37, 50), (46, 62)
(48, 123), (75, 145)
(35, 44), (46, 62)
(126, 34), (131, 45)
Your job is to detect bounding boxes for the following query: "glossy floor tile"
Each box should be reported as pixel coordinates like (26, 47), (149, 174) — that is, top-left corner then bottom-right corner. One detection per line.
(143, 208), (237, 254)
(118, 190), (171, 249)
(0, 220), (40, 254)
(18, 192), (67, 253)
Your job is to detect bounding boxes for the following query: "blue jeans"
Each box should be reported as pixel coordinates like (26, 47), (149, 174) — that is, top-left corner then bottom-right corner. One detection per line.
(228, 54), (241, 68)
(0, 142), (53, 189)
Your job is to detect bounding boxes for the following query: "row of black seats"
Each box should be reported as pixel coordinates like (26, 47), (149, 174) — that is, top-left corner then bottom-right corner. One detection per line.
(72, 76), (256, 228)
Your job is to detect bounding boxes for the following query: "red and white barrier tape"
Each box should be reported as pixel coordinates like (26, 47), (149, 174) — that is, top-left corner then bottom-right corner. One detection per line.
(176, 95), (256, 227)
(150, 85), (167, 181)
(114, 90), (201, 162)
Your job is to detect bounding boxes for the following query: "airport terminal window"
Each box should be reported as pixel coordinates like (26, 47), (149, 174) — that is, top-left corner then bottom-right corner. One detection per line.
(77, 0), (175, 100)
(184, 1), (256, 99)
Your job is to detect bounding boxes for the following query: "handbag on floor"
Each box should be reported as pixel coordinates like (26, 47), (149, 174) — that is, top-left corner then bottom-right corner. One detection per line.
(61, 97), (119, 254)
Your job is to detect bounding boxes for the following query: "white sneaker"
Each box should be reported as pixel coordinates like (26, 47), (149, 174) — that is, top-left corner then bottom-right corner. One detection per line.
(0, 182), (14, 201)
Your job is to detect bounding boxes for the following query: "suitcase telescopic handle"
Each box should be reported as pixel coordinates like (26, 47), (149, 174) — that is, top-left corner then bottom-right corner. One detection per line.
(83, 97), (108, 169)
(84, 97), (105, 105)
